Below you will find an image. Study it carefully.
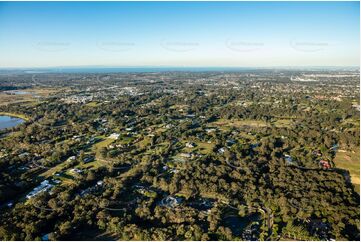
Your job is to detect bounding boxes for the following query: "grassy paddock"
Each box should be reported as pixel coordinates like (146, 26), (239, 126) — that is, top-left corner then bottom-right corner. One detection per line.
(0, 112), (30, 121)
(211, 118), (292, 128)
(212, 119), (267, 128)
(0, 88), (59, 106)
(85, 101), (100, 107)
(334, 148), (360, 193)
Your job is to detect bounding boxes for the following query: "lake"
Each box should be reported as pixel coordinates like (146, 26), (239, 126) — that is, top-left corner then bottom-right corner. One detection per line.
(0, 115), (24, 130)
(4, 90), (31, 95)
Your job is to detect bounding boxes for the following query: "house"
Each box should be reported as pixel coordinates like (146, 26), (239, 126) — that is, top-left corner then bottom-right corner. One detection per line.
(226, 139), (236, 146)
(109, 133), (120, 139)
(26, 180), (53, 199)
(284, 154), (295, 165)
(52, 179), (61, 184)
(218, 147), (226, 154)
(205, 128), (216, 133)
(250, 143), (259, 149)
(67, 156), (76, 162)
(185, 142), (196, 148)
(169, 168), (178, 174)
(160, 196), (182, 208)
(83, 156), (94, 163)
(70, 168), (83, 174)
(19, 152), (30, 159)
(179, 153), (192, 158)
(320, 160), (331, 169)
(330, 144), (338, 152)
(87, 137), (96, 144)
(165, 124), (174, 129)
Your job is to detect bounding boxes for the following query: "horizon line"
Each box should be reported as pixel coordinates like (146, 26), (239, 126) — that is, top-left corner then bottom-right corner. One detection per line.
(0, 65), (359, 70)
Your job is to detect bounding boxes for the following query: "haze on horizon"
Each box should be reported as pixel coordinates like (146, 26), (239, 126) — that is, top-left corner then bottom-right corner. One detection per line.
(0, 1), (359, 68)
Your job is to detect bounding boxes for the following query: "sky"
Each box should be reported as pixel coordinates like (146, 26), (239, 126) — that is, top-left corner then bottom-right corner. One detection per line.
(0, 1), (359, 68)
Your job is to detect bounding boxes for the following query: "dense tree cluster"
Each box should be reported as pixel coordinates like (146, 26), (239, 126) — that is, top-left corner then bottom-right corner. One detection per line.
(0, 71), (359, 240)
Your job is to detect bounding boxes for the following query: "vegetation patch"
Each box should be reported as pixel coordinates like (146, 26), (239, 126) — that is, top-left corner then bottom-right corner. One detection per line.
(334, 149), (360, 193)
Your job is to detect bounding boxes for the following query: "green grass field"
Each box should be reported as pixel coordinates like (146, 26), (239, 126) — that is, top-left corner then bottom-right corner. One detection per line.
(195, 141), (214, 154)
(91, 136), (114, 157)
(0, 112), (30, 121)
(211, 118), (292, 129)
(212, 119), (268, 128)
(39, 161), (68, 179)
(85, 101), (100, 107)
(273, 119), (293, 128)
(334, 149), (360, 193)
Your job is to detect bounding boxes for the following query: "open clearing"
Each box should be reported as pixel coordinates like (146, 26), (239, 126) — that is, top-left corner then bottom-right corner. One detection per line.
(212, 119), (267, 128)
(85, 101), (101, 107)
(0, 112), (30, 121)
(0, 88), (59, 106)
(211, 118), (292, 129)
(334, 148), (360, 193)
(91, 136), (114, 157)
(181, 140), (214, 155)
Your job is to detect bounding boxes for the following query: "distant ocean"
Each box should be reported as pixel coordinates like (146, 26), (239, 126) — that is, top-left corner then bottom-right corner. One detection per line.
(0, 66), (358, 74)
(22, 67), (258, 74)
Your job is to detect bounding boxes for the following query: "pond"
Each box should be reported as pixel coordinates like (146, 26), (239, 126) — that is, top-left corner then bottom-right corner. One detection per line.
(0, 115), (24, 130)
(3, 90), (31, 95)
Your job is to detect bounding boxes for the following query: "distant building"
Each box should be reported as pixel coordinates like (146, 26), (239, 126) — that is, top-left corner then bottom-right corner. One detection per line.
(70, 168), (83, 174)
(160, 196), (182, 208)
(67, 156), (76, 162)
(83, 156), (94, 163)
(218, 147), (226, 154)
(226, 139), (236, 146)
(185, 142), (196, 148)
(109, 133), (120, 139)
(179, 153), (192, 158)
(205, 128), (216, 133)
(284, 154), (296, 165)
(26, 180), (53, 199)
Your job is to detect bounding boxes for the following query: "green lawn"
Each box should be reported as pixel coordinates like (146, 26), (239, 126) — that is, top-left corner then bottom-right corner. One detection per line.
(85, 101), (100, 107)
(91, 136), (114, 157)
(273, 119), (293, 128)
(0, 111), (30, 121)
(211, 118), (292, 129)
(40, 161), (68, 178)
(137, 137), (151, 148)
(212, 119), (268, 128)
(195, 141), (214, 154)
(39, 136), (114, 181)
(334, 148), (360, 193)
(78, 159), (105, 170)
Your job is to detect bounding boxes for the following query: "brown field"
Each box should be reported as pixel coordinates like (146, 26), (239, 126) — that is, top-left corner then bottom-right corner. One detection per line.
(0, 88), (60, 106)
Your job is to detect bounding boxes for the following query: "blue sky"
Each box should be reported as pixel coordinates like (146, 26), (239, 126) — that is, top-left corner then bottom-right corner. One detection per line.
(0, 1), (359, 68)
